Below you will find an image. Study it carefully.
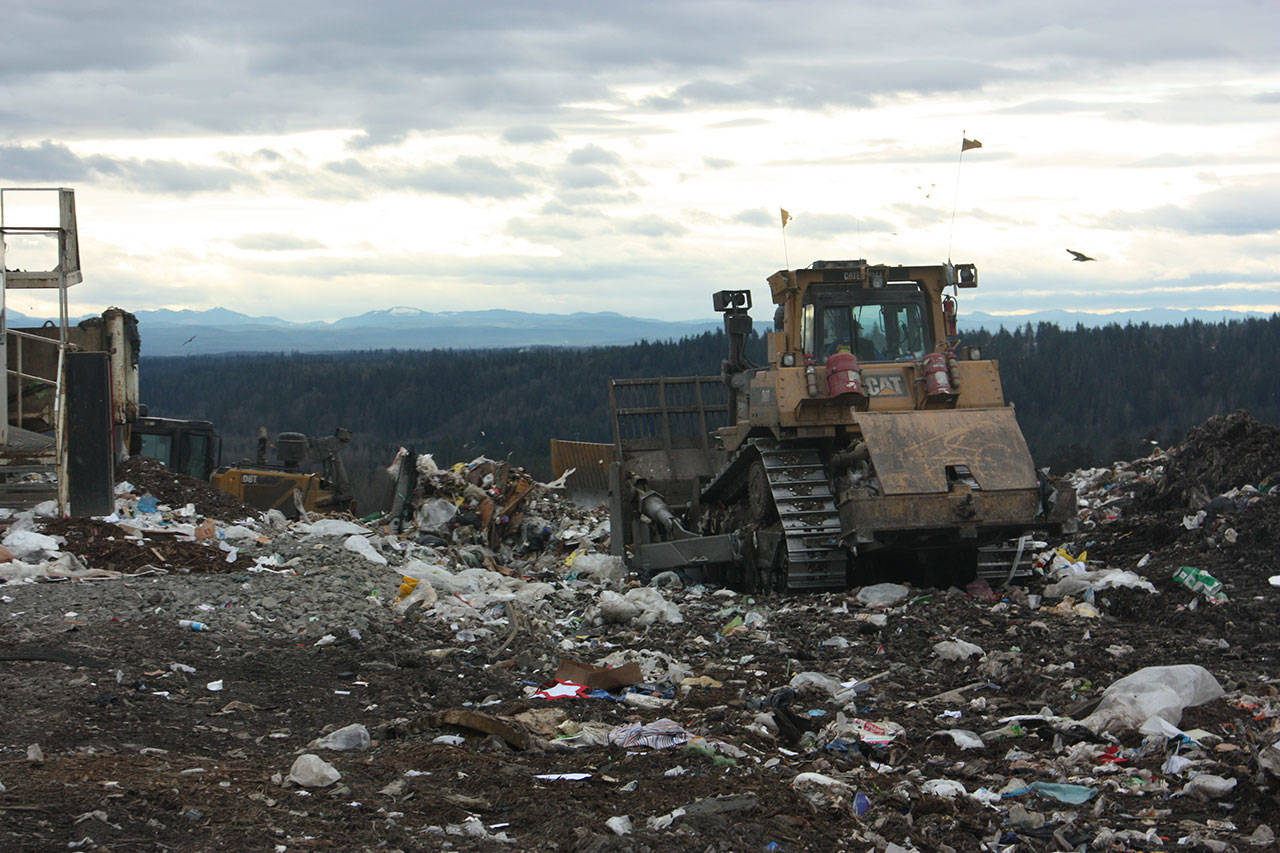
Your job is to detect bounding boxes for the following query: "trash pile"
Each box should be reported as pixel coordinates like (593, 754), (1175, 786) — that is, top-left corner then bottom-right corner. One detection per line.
(0, 416), (1278, 851)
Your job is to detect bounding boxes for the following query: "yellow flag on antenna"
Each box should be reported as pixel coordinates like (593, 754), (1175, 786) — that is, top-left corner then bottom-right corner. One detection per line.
(781, 208), (792, 228)
(961, 137), (982, 152)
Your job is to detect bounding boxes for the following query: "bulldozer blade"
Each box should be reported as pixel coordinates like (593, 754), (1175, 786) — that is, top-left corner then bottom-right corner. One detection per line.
(854, 408), (1038, 495)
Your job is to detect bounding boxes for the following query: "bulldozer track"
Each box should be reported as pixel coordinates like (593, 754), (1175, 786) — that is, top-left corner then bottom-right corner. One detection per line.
(702, 439), (847, 591)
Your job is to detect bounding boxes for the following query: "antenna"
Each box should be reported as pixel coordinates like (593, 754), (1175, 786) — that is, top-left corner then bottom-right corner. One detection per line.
(947, 132), (981, 261)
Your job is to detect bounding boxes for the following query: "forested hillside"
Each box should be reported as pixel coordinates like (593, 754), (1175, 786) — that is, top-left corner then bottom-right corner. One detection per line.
(141, 316), (1280, 511)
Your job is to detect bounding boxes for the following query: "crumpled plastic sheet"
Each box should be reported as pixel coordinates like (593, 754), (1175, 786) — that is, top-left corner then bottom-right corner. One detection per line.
(295, 518), (370, 538)
(343, 535), (387, 565)
(1082, 664), (1224, 733)
(607, 718), (689, 749)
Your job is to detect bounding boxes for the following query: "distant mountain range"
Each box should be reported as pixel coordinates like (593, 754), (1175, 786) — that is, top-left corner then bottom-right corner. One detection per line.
(6, 305), (1272, 356)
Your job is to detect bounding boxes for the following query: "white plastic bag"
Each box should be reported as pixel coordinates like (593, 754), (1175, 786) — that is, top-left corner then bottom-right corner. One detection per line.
(1082, 665), (1223, 733)
(287, 753), (341, 787)
(855, 582), (909, 608)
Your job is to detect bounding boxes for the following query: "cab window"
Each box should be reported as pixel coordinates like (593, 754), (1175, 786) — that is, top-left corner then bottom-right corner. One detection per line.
(805, 286), (931, 362)
(183, 434), (209, 479)
(137, 432), (173, 466)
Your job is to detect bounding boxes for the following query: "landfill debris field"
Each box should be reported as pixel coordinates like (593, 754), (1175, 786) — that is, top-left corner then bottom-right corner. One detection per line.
(1, 410), (1279, 852)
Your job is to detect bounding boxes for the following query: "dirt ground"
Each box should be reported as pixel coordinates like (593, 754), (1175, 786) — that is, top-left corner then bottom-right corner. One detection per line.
(2, 412), (1279, 851)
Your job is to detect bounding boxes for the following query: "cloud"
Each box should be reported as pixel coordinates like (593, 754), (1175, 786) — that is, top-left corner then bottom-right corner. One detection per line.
(620, 214), (687, 238)
(1100, 86), (1280, 125)
(783, 213), (895, 237)
(1104, 177), (1280, 236)
(0, 140), (90, 180)
(733, 208), (776, 227)
(0, 141), (253, 195)
(503, 125), (559, 144)
(706, 117), (769, 129)
(505, 216), (587, 243)
(997, 98), (1105, 115)
(231, 233), (326, 251)
(4, 2), (1280, 325)
(567, 145), (622, 167)
(551, 188), (641, 207)
(4, 3), (1276, 142)
(1125, 152), (1278, 168)
(320, 155), (535, 199)
(553, 165), (620, 190)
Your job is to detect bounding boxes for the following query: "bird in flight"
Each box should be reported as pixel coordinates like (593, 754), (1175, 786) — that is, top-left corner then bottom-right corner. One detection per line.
(182, 335), (197, 346)
(1066, 249), (1096, 262)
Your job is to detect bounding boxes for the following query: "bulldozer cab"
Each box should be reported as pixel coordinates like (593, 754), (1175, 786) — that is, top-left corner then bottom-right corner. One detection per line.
(130, 416), (221, 480)
(770, 260), (974, 366)
(802, 285), (932, 363)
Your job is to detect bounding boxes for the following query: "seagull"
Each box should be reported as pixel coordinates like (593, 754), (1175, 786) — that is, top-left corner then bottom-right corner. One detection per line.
(182, 335), (197, 346)
(1066, 249), (1096, 262)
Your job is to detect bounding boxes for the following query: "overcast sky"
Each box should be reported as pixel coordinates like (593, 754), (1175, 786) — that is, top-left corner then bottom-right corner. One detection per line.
(1, 1), (1277, 324)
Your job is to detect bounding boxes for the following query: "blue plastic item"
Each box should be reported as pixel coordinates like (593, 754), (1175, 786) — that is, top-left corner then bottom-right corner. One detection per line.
(1029, 781), (1097, 804)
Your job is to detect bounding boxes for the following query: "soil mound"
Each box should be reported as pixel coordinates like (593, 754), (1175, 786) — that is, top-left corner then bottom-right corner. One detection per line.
(117, 455), (258, 520)
(1138, 409), (1280, 510)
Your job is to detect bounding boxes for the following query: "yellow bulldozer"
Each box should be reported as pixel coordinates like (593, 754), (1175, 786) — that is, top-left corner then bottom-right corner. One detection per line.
(606, 259), (1076, 591)
(210, 428), (356, 518)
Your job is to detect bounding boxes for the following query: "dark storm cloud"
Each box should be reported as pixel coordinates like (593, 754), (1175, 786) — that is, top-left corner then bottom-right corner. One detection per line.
(1104, 177), (1280, 236)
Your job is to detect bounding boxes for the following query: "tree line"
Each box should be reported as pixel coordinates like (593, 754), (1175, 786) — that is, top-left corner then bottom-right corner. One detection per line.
(139, 316), (1280, 511)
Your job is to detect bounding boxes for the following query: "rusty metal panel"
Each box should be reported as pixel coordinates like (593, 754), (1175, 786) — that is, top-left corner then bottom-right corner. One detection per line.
(952, 361), (1006, 408)
(610, 376), (729, 452)
(854, 408), (1037, 495)
(549, 440), (616, 493)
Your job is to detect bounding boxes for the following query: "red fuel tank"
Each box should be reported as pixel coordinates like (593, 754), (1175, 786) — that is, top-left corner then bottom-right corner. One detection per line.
(825, 351), (864, 397)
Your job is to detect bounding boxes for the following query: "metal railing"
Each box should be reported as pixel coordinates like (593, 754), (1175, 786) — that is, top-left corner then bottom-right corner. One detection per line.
(1, 187), (79, 515)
